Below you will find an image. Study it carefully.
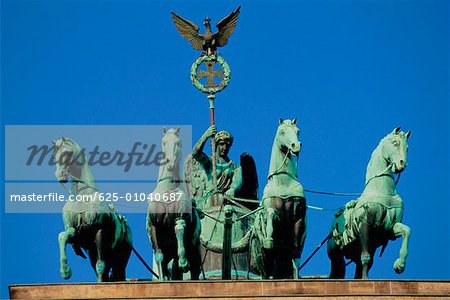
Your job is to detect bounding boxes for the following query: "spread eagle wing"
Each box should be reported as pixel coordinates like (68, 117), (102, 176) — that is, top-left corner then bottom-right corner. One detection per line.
(184, 153), (210, 210)
(235, 152), (259, 210)
(170, 12), (203, 51)
(214, 5), (241, 47)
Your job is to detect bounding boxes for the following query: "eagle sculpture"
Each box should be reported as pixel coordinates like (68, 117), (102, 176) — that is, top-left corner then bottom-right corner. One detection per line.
(171, 6), (241, 56)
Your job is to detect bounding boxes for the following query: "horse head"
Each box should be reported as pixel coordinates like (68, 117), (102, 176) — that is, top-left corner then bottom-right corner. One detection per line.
(52, 137), (84, 183)
(161, 128), (182, 173)
(380, 127), (411, 174)
(276, 118), (302, 156)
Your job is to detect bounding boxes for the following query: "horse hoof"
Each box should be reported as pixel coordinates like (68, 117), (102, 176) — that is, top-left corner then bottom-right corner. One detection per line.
(60, 265), (72, 279)
(155, 252), (164, 263)
(394, 259), (405, 274)
(263, 238), (274, 249)
(179, 259), (190, 272)
(96, 261), (106, 274)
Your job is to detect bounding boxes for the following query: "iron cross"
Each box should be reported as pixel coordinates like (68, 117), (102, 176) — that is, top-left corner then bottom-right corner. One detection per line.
(198, 61), (224, 87)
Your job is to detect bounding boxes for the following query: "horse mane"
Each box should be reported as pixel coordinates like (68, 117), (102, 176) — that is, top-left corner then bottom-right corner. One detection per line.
(61, 137), (87, 165)
(365, 131), (407, 184)
(57, 137), (81, 153)
(366, 134), (390, 177)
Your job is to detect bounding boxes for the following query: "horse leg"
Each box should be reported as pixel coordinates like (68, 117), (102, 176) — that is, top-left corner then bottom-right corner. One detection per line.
(188, 214), (202, 280)
(160, 255), (172, 280)
(121, 241), (132, 281)
(354, 262), (362, 279)
(293, 216), (307, 277)
(171, 257), (183, 280)
(274, 248), (293, 279)
(175, 218), (190, 273)
(154, 247), (164, 281)
(327, 239), (346, 279)
(355, 250), (374, 279)
(264, 207), (276, 249)
(110, 269), (125, 282)
(110, 242), (131, 281)
(392, 222), (411, 274)
(95, 229), (110, 282)
(359, 222), (371, 279)
(189, 254), (201, 280)
(87, 246), (99, 278)
(151, 247), (171, 281)
(187, 243), (202, 280)
(262, 248), (274, 279)
(58, 227), (76, 279)
(147, 223), (165, 280)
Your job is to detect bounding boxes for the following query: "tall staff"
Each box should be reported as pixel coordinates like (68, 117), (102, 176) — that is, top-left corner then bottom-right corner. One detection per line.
(171, 6), (241, 278)
(208, 93), (217, 196)
(190, 55), (231, 205)
(171, 6), (239, 204)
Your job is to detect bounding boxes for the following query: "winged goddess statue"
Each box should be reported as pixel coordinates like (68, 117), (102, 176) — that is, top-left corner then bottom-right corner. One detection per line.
(171, 6), (241, 56)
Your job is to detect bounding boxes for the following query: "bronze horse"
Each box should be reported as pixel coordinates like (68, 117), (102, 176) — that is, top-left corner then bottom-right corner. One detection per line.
(251, 119), (306, 279)
(146, 128), (202, 280)
(327, 127), (412, 279)
(54, 137), (132, 282)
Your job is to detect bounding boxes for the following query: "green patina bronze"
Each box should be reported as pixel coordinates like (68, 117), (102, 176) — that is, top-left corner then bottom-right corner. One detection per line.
(184, 125), (258, 279)
(250, 119), (307, 279)
(168, 6), (415, 281)
(327, 127), (412, 279)
(146, 128), (202, 280)
(54, 137), (132, 282)
(172, 6), (261, 278)
(45, 5), (419, 284)
(190, 54), (231, 94)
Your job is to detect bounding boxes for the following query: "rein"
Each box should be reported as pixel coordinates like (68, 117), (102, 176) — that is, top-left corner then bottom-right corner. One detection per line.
(296, 163), (402, 274)
(157, 176), (184, 183)
(55, 142), (98, 194)
(58, 168), (99, 195)
(268, 149), (296, 180)
(156, 153), (183, 184)
(363, 162), (399, 189)
(305, 162), (401, 199)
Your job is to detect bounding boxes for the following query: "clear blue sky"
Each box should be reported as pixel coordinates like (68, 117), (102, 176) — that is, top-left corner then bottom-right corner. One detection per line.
(1, 0), (448, 297)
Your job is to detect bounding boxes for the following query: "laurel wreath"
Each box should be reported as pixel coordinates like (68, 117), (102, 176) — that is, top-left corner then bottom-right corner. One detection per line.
(190, 55), (231, 94)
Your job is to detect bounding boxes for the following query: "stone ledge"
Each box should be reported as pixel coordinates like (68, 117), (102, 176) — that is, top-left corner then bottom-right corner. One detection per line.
(9, 280), (450, 299)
